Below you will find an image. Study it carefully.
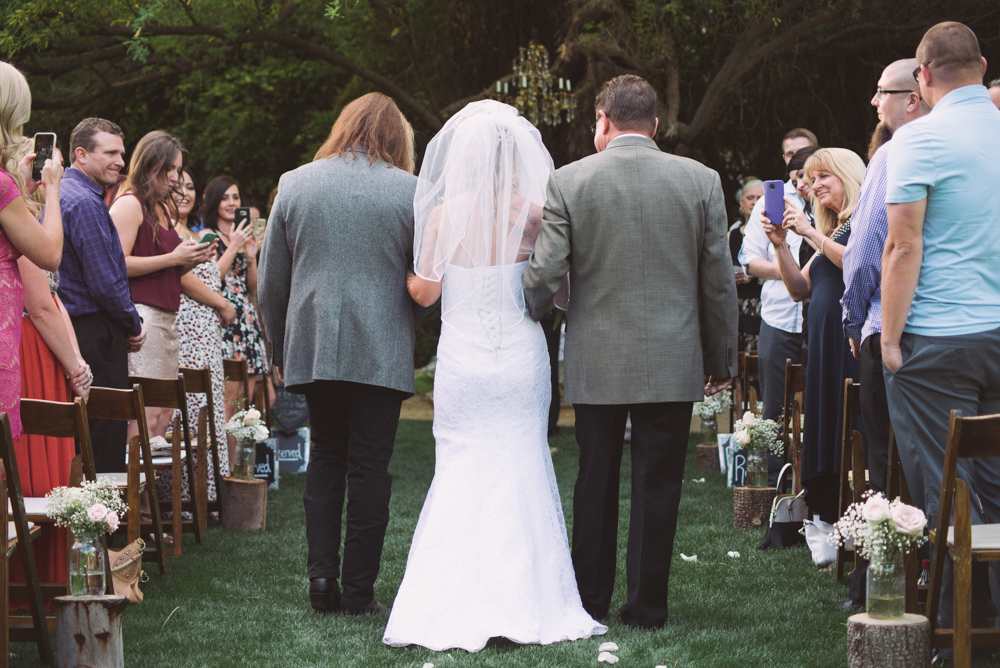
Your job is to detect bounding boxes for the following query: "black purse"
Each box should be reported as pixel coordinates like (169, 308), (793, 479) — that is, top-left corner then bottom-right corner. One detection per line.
(758, 463), (807, 550)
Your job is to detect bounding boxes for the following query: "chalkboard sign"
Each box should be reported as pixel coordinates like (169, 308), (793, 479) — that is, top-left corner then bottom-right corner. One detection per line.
(271, 385), (309, 434)
(274, 427), (310, 474)
(729, 446), (748, 488)
(255, 438), (278, 489)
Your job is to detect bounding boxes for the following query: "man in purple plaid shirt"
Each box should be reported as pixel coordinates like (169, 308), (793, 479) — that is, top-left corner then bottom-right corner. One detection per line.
(58, 118), (147, 473)
(841, 59), (928, 494)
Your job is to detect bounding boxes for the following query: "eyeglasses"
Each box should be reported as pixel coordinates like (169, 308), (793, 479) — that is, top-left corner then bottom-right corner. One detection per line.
(875, 88), (917, 100)
(590, 123), (596, 134)
(913, 59), (933, 82)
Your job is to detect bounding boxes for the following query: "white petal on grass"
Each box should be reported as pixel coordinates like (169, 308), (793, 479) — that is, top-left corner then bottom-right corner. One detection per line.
(423, 664), (434, 668)
(692, 477), (706, 483)
(727, 551), (741, 558)
(599, 642), (619, 652)
(680, 553), (697, 562)
(597, 652), (619, 664)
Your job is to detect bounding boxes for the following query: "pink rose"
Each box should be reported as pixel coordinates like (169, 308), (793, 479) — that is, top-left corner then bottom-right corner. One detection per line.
(87, 504), (108, 522)
(105, 511), (120, 532)
(862, 495), (891, 523)
(890, 503), (927, 536)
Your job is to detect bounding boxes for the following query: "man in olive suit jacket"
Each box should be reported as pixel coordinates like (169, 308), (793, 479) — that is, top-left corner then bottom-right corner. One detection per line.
(523, 75), (738, 630)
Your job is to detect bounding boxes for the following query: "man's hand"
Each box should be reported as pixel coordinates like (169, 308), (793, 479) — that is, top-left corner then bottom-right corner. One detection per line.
(704, 375), (733, 397)
(849, 338), (860, 360)
(275, 366), (284, 385)
(128, 324), (147, 353)
(882, 339), (903, 374)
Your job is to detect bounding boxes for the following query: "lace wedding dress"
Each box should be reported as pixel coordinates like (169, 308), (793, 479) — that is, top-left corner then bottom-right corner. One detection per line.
(382, 260), (605, 651)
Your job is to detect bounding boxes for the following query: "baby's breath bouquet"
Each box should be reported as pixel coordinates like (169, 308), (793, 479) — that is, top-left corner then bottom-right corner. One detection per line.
(693, 389), (733, 421)
(45, 478), (126, 537)
(732, 410), (782, 456)
(227, 407), (269, 480)
(829, 491), (927, 562)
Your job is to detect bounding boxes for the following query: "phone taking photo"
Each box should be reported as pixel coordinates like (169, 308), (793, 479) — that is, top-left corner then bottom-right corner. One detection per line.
(234, 207), (251, 229)
(199, 231), (219, 246)
(763, 180), (786, 226)
(253, 217), (267, 237)
(32, 133), (56, 182)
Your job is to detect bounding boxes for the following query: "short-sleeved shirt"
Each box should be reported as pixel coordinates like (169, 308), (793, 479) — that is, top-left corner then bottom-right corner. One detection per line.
(886, 85), (1000, 336)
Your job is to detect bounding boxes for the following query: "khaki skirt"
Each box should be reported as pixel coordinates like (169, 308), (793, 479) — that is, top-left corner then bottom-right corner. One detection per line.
(128, 304), (179, 379)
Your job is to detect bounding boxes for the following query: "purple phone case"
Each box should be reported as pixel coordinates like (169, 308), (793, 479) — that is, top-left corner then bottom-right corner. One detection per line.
(763, 180), (785, 226)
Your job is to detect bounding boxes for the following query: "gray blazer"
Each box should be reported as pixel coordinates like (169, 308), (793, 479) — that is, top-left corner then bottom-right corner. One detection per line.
(258, 151), (422, 395)
(522, 135), (738, 404)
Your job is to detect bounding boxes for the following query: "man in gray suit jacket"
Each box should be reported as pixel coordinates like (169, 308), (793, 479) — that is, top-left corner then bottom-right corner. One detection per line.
(523, 75), (738, 630)
(258, 93), (428, 615)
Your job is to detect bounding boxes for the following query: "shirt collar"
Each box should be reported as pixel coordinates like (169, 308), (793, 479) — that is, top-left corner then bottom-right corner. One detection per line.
(932, 84), (991, 112)
(65, 166), (105, 197)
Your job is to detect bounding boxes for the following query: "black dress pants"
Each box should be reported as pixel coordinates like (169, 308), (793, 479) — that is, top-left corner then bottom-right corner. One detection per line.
(302, 380), (406, 608)
(541, 314), (561, 435)
(859, 334), (889, 494)
(71, 312), (129, 473)
(572, 401), (693, 629)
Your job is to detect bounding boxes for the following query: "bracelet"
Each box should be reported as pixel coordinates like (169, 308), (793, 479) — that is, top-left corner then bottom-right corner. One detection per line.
(820, 237), (827, 255)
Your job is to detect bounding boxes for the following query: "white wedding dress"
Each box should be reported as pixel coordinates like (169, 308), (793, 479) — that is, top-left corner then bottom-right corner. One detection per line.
(382, 261), (606, 652)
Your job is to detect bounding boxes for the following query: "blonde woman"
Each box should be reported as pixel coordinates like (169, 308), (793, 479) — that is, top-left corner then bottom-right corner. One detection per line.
(762, 147), (866, 520)
(0, 61), (65, 439)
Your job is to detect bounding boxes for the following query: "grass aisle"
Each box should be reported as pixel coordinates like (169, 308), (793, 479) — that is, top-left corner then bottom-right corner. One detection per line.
(17, 421), (860, 667)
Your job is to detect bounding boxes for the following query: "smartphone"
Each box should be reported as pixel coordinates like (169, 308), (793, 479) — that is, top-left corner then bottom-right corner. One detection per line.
(31, 132), (56, 181)
(234, 207), (251, 229)
(762, 180), (785, 226)
(199, 231), (219, 246)
(253, 217), (267, 236)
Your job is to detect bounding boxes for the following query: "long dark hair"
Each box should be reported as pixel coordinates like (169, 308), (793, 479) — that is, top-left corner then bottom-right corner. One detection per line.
(179, 165), (202, 228)
(202, 175), (239, 232)
(116, 130), (186, 244)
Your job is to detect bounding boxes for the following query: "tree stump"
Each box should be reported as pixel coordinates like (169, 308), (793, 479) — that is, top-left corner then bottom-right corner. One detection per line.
(847, 613), (930, 668)
(696, 444), (719, 471)
(54, 595), (127, 668)
(220, 477), (267, 530)
(733, 487), (776, 529)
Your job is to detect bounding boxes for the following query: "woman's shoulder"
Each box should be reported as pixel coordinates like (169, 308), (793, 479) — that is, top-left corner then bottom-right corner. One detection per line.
(0, 169), (21, 212)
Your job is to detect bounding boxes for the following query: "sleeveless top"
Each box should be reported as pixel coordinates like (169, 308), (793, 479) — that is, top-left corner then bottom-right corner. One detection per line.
(125, 194), (182, 311)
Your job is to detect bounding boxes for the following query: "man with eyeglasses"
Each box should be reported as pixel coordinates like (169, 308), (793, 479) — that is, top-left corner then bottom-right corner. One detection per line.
(839, 58), (929, 608)
(737, 127), (817, 484)
(882, 22), (1000, 633)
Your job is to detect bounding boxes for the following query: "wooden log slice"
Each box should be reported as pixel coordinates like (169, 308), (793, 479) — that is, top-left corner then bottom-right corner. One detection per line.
(733, 486), (776, 529)
(846, 613), (930, 668)
(220, 477), (267, 531)
(54, 595), (128, 668)
(696, 444), (720, 471)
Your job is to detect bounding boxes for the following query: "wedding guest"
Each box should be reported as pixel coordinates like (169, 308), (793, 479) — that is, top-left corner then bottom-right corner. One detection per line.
(763, 148), (866, 520)
(0, 61), (66, 441)
(729, 178), (763, 351)
(202, 176), (267, 419)
(989, 78), (1000, 108)
(166, 166), (234, 501)
(258, 92), (428, 615)
(109, 131), (214, 438)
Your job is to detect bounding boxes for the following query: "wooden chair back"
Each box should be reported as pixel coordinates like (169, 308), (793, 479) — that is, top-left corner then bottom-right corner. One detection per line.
(926, 410), (1000, 665)
(223, 358), (251, 412)
(740, 351), (759, 413)
(180, 366), (218, 529)
(781, 359), (805, 491)
(835, 379), (865, 581)
(19, 397), (96, 483)
(0, 413), (53, 665)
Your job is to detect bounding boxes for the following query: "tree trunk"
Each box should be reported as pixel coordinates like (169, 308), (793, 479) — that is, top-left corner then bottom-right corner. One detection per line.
(846, 613), (930, 668)
(696, 444), (719, 472)
(733, 487), (776, 529)
(54, 595), (128, 668)
(220, 477), (267, 531)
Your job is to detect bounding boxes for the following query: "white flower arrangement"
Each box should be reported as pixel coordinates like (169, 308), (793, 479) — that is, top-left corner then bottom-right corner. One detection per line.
(829, 491), (927, 562)
(226, 407), (270, 442)
(46, 478), (126, 537)
(732, 410), (782, 456)
(693, 389), (733, 421)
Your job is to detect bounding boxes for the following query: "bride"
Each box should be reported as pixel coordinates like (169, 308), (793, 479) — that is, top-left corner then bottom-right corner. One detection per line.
(382, 100), (605, 652)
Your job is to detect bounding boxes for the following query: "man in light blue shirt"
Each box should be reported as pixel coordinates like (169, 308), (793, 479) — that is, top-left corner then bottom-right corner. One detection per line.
(882, 22), (1000, 540)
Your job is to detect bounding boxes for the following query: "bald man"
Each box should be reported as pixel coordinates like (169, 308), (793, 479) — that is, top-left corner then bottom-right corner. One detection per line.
(989, 78), (1000, 108)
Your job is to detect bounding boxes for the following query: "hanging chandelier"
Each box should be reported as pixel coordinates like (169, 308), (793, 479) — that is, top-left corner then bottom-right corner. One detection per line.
(493, 42), (575, 127)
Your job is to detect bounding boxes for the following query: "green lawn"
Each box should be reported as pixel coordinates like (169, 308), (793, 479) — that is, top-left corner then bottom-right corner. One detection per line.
(14, 421), (866, 667)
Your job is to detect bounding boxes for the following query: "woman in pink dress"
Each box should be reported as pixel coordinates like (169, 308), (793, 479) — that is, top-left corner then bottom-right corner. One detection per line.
(0, 61), (68, 438)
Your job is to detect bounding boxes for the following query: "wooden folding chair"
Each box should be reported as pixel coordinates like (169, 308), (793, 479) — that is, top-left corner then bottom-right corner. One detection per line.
(739, 351), (759, 413)
(179, 366), (219, 530)
(0, 413), (51, 666)
(86, 386), (169, 574)
(223, 358), (252, 413)
(835, 379), (866, 581)
(926, 410), (1000, 667)
(129, 375), (204, 556)
(781, 359), (805, 492)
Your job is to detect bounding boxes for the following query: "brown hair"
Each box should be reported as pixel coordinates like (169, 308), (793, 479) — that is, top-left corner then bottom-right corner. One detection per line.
(917, 22), (983, 84)
(313, 93), (415, 173)
(116, 130), (186, 244)
(70, 118), (124, 163)
(595, 75), (657, 136)
(783, 128), (818, 146)
(202, 176), (239, 232)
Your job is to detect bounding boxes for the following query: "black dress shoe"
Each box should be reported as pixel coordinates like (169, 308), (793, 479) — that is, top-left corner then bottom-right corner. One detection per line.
(309, 578), (341, 612)
(343, 600), (390, 616)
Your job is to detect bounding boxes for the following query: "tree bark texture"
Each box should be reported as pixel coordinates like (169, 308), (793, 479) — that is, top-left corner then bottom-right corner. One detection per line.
(733, 487), (776, 529)
(54, 595), (128, 668)
(846, 613), (930, 668)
